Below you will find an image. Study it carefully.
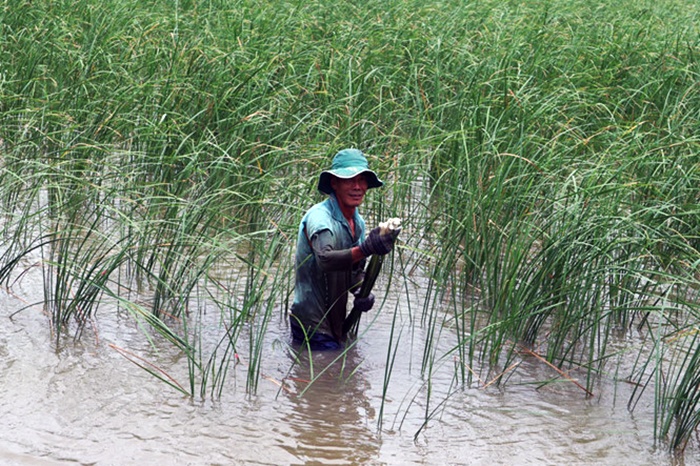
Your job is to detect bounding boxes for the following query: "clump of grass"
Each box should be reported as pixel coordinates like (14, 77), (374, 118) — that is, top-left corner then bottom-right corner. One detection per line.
(1, 0), (699, 457)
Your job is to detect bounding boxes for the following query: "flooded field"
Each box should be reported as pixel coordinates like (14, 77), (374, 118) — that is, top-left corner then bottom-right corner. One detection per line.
(3, 0), (700, 463)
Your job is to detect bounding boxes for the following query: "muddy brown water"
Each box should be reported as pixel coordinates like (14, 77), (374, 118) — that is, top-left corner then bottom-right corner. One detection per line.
(0, 265), (696, 465)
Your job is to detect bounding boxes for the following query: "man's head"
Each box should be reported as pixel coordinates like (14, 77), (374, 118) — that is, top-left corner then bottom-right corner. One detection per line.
(317, 148), (383, 195)
(330, 173), (369, 210)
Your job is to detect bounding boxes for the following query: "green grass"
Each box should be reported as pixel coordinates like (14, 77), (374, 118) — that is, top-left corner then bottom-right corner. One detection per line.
(1, 0), (699, 455)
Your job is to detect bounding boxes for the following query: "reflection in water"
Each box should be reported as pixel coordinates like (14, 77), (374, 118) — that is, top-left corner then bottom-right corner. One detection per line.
(280, 346), (380, 465)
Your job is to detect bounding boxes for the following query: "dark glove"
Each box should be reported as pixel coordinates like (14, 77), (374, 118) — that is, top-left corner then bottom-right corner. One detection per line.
(359, 227), (396, 257)
(353, 293), (375, 313)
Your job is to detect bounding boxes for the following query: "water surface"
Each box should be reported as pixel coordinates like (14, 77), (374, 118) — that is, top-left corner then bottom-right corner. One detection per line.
(0, 267), (695, 465)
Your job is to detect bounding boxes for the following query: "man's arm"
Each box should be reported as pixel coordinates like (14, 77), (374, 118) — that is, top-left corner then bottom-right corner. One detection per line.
(311, 230), (366, 272)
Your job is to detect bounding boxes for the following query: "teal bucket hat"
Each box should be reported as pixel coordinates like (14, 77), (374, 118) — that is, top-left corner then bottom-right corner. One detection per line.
(317, 148), (384, 195)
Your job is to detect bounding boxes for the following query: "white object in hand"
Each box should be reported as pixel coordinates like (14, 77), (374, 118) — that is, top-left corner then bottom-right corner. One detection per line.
(379, 218), (402, 235)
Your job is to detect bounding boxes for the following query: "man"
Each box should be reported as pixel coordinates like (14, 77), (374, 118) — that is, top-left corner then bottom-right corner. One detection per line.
(290, 148), (397, 350)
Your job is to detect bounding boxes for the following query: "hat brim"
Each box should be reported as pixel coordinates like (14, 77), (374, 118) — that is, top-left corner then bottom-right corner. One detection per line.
(317, 169), (384, 195)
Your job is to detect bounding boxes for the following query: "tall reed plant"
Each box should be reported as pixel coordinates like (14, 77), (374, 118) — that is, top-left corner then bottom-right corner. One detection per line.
(1, 0), (699, 455)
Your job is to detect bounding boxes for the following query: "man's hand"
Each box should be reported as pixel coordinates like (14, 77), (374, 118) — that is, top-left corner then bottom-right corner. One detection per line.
(353, 293), (375, 313)
(360, 227), (396, 257)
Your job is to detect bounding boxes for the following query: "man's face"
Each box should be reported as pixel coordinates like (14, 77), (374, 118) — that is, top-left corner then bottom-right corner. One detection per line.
(331, 174), (369, 211)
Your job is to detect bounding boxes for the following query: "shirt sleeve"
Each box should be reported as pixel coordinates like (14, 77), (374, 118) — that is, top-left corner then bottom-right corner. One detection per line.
(311, 230), (353, 271)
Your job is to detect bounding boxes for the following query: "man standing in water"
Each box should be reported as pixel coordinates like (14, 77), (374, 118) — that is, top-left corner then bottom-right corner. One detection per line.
(290, 148), (397, 350)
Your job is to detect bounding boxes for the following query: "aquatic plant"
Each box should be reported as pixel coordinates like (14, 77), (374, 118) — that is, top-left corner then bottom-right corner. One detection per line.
(0, 0), (699, 456)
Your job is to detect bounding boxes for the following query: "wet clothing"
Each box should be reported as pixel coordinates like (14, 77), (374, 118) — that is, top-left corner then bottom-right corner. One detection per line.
(289, 319), (344, 351)
(290, 193), (366, 348)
